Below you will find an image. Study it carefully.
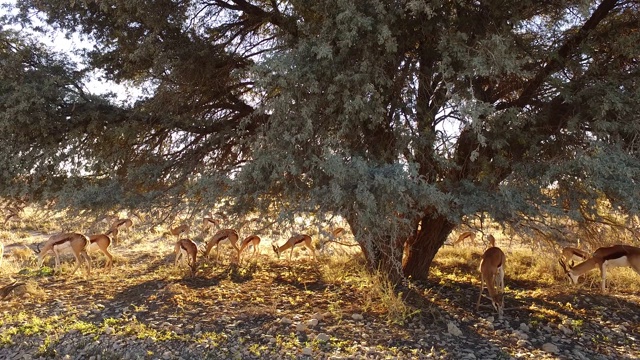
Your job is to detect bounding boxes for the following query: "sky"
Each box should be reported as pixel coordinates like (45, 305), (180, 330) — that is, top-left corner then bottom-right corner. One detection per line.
(1, 0), (142, 104)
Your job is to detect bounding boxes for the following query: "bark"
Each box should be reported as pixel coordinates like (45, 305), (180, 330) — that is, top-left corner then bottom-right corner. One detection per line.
(360, 233), (405, 285)
(348, 217), (405, 285)
(402, 214), (456, 281)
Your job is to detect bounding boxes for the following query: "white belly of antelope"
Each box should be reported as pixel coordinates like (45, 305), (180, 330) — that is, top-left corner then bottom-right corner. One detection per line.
(604, 256), (630, 268)
(53, 242), (74, 255)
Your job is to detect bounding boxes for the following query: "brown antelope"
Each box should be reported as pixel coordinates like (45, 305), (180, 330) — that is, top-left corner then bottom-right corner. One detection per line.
(88, 234), (114, 271)
(561, 246), (589, 267)
(476, 246), (505, 319)
(165, 224), (190, 240)
(106, 218), (133, 244)
(175, 238), (198, 276)
(272, 234), (316, 261)
(202, 217), (219, 233)
(238, 235), (261, 260)
(454, 231), (476, 247)
(204, 229), (240, 262)
(559, 244), (640, 292)
(487, 234), (496, 248)
(36, 233), (92, 275)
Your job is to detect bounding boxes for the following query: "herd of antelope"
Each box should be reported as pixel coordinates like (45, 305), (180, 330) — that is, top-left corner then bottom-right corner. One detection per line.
(1, 217), (639, 320)
(458, 232), (640, 319)
(14, 216), (319, 279)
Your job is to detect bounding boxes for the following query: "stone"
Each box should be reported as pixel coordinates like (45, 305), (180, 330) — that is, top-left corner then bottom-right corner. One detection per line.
(542, 343), (559, 354)
(447, 322), (463, 337)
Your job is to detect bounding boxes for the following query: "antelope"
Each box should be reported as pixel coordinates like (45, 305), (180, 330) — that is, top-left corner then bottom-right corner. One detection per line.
(238, 235), (261, 260)
(202, 217), (219, 233)
(454, 231), (476, 247)
(36, 233), (92, 275)
(165, 224), (190, 240)
(558, 244), (640, 292)
(272, 234), (316, 261)
(175, 238), (198, 276)
(487, 234), (496, 248)
(476, 246), (505, 319)
(88, 234), (114, 271)
(106, 218), (133, 245)
(561, 246), (589, 267)
(204, 229), (240, 262)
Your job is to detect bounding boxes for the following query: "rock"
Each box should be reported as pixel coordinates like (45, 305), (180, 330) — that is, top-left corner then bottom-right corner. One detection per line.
(306, 319), (319, 327)
(558, 324), (573, 336)
(317, 333), (330, 342)
(519, 323), (530, 332)
(513, 330), (529, 340)
(301, 347), (313, 356)
(572, 348), (589, 360)
(280, 317), (293, 324)
(351, 313), (364, 321)
(447, 322), (463, 337)
(542, 343), (559, 354)
(296, 323), (307, 332)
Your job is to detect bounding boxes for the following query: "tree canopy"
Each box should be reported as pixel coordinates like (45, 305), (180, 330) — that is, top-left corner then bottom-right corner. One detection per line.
(2, 0), (640, 281)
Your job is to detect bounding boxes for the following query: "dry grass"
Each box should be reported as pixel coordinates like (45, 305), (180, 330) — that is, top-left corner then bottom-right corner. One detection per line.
(435, 244), (640, 294)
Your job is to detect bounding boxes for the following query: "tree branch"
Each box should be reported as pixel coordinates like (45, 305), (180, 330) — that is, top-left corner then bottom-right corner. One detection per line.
(498, 0), (619, 110)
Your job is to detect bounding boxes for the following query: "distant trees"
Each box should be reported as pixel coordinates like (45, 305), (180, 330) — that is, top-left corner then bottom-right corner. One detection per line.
(3, 0), (640, 282)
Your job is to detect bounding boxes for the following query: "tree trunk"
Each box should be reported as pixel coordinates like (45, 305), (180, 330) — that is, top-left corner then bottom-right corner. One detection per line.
(402, 214), (456, 280)
(347, 217), (405, 285)
(359, 233), (404, 284)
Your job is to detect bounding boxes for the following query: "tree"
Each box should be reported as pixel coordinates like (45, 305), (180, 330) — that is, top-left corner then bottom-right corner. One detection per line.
(5, 0), (640, 282)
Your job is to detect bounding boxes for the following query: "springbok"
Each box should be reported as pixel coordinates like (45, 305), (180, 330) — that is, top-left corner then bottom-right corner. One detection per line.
(476, 245), (505, 319)
(36, 233), (92, 275)
(272, 234), (316, 261)
(559, 244), (640, 292)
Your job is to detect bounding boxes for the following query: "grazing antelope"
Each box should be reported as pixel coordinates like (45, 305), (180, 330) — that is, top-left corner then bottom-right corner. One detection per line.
(454, 231), (476, 247)
(106, 218), (133, 245)
(238, 235), (261, 260)
(202, 217), (219, 233)
(88, 234), (114, 271)
(36, 233), (92, 275)
(204, 229), (240, 262)
(272, 234), (316, 261)
(558, 244), (640, 292)
(476, 246), (505, 319)
(561, 246), (589, 267)
(175, 238), (198, 276)
(165, 224), (190, 240)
